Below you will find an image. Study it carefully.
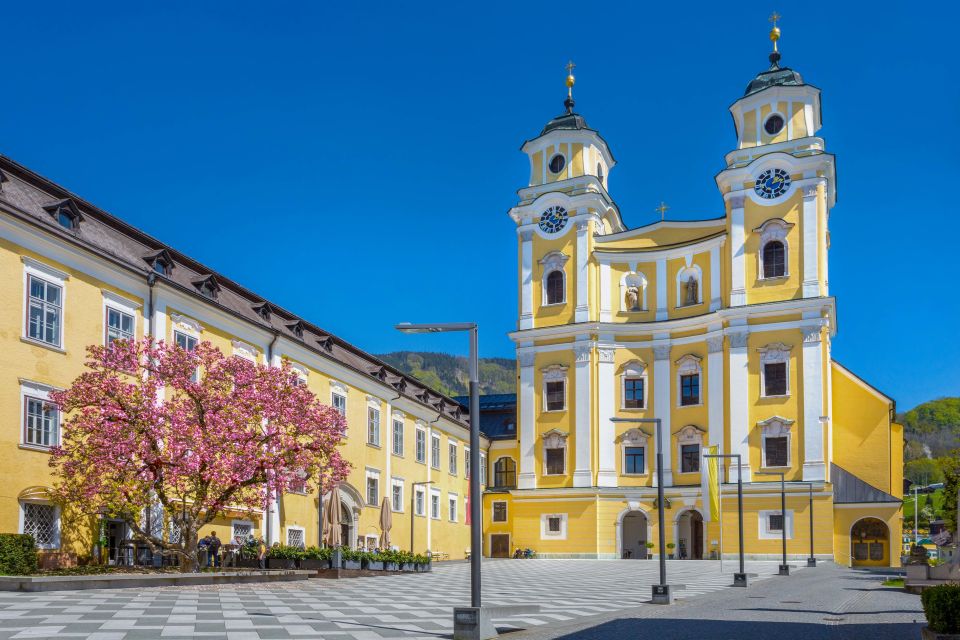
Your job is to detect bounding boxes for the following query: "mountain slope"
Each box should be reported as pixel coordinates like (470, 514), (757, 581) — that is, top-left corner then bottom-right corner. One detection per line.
(900, 397), (960, 460)
(376, 351), (515, 398)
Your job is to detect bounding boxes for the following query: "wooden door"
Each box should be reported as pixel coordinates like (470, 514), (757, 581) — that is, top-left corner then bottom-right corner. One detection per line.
(491, 534), (510, 558)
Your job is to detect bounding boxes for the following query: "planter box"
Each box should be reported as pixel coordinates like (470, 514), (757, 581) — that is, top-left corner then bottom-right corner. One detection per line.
(364, 560), (384, 571)
(236, 558), (260, 568)
(416, 562), (431, 573)
(300, 559), (331, 570)
(921, 626), (960, 639)
(267, 559), (297, 570)
(400, 562), (415, 572)
(342, 559), (362, 570)
(384, 562), (399, 571)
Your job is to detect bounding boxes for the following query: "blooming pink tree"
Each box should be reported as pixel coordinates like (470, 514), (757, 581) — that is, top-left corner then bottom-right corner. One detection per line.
(50, 338), (349, 571)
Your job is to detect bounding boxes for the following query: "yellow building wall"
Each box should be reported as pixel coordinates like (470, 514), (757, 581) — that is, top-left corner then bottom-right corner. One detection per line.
(743, 190), (803, 304)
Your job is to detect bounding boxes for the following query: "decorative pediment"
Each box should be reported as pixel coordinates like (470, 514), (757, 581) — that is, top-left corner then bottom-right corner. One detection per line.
(758, 342), (792, 364)
(757, 415), (795, 437)
(191, 274), (221, 299)
(538, 250), (569, 271)
(288, 362), (308, 378)
(617, 428), (650, 445)
(676, 424), (706, 444)
(231, 339), (259, 361)
(330, 379), (348, 395)
(753, 218), (794, 244)
(675, 354), (702, 375)
(617, 359), (647, 377)
(170, 313), (202, 335)
(42, 198), (83, 226)
(541, 364), (569, 382)
(541, 428), (568, 448)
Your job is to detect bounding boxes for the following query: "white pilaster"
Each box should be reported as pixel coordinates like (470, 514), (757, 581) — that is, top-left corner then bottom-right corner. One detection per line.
(385, 402), (393, 491)
(729, 195), (746, 307)
(727, 329), (751, 482)
(801, 323), (826, 481)
(707, 333), (725, 457)
(709, 244), (721, 312)
(597, 343), (617, 487)
(801, 184), (820, 298)
(518, 350), (537, 489)
(599, 261), (612, 322)
(519, 230), (534, 330)
(573, 340), (593, 487)
(652, 342), (673, 487)
(426, 425), (433, 549)
(575, 219), (590, 323)
(655, 259), (668, 321)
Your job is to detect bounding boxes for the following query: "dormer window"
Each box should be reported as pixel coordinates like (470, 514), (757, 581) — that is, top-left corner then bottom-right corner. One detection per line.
(192, 275), (220, 300)
(252, 301), (274, 321)
(43, 199), (82, 231)
(286, 320), (304, 339)
(144, 249), (173, 277)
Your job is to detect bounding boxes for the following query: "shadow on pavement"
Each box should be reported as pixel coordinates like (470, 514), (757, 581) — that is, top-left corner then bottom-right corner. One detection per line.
(548, 619), (922, 640)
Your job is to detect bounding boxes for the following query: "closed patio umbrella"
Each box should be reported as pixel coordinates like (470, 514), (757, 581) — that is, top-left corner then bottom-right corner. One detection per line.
(379, 497), (392, 549)
(323, 487), (342, 547)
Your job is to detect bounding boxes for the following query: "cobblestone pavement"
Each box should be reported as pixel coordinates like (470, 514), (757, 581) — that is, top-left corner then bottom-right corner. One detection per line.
(0, 560), (915, 639)
(509, 562), (923, 640)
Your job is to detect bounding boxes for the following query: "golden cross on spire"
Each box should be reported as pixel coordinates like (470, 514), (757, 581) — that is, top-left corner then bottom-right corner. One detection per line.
(768, 11), (782, 53)
(565, 60), (576, 101)
(566, 60), (576, 75)
(768, 11), (781, 26)
(655, 201), (670, 221)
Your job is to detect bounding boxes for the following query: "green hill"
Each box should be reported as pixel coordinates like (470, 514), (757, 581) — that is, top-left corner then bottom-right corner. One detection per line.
(376, 351), (515, 398)
(900, 397), (960, 461)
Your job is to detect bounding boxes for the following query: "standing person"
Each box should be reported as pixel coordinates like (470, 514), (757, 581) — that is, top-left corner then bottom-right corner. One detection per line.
(257, 538), (267, 570)
(199, 534), (211, 569)
(208, 532), (222, 569)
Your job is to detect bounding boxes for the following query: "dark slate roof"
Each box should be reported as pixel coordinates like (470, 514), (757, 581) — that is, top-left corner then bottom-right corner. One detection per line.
(541, 112), (590, 136)
(744, 53), (804, 96)
(0, 155), (469, 428)
(831, 464), (901, 504)
(454, 394), (517, 440)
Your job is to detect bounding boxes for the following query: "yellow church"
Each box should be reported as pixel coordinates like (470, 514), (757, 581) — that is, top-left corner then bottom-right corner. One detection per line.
(481, 23), (903, 567)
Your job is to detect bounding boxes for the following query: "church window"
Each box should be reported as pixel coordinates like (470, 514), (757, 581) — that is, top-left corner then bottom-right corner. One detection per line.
(545, 448), (565, 475)
(542, 429), (568, 476)
(624, 377), (645, 409)
(764, 113), (785, 135)
(492, 501), (507, 522)
(754, 218), (792, 280)
(759, 416), (794, 468)
(547, 516), (561, 533)
(676, 354), (702, 407)
(681, 444), (700, 473)
(762, 241), (786, 278)
(768, 513), (784, 532)
(765, 437), (788, 467)
(758, 343), (791, 397)
(624, 446), (645, 474)
(494, 457), (517, 488)
(545, 270), (565, 304)
(597, 162), (604, 184)
(548, 154), (566, 174)
(545, 380), (565, 411)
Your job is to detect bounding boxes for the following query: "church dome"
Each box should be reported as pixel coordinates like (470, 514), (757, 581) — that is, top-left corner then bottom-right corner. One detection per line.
(744, 53), (805, 96)
(540, 111), (590, 136)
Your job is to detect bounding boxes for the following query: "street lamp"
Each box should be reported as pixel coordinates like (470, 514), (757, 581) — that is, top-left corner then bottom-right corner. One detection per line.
(611, 417), (672, 604)
(756, 470), (790, 576)
(396, 322), (481, 609)
(410, 480), (434, 554)
(793, 481), (817, 567)
(703, 453), (748, 587)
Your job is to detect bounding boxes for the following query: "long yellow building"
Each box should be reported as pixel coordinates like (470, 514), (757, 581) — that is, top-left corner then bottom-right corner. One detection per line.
(0, 161), (486, 565)
(481, 29), (903, 566)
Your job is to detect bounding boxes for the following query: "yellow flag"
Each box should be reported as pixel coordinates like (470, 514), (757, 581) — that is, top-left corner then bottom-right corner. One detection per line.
(701, 445), (720, 522)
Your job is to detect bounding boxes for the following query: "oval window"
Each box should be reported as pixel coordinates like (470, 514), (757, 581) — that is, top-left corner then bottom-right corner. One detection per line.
(548, 154), (566, 174)
(764, 114), (785, 135)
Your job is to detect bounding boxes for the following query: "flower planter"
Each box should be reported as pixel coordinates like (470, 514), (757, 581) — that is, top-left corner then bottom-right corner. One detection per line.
(400, 562), (415, 572)
(236, 558), (259, 568)
(300, 559), (331, 570)
(267, 558), (297, 570)
(668, 554), (675, 560)
(342, 559), (362, 570)
(416, 562), (431, 573)
(364, 560), (384, 571)
(384, 561), (399, 571)
(921, 627), (960, 640)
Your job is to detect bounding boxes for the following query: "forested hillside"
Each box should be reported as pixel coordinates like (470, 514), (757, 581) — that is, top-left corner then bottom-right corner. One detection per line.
(900, 397), (960, 486)
(377, 351), (515, 398)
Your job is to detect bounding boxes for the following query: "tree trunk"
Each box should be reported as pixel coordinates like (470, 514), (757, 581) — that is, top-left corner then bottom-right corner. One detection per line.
(180, 531), (200, 573)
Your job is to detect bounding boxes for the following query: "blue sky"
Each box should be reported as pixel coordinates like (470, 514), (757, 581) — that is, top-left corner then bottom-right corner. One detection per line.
(2, 2), (955, 410)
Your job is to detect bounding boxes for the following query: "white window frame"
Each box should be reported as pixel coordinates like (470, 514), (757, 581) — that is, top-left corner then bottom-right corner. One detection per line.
(365, 468), (380, 506)
(480, 452), (487, 486)
(414, 485), (426, 516)
(540, 513), (568, 540)
(492, 500), (508, 523)
(758, 343), (792, 398)
(542, 429), (568, 476)
(330, 380), (348, 416)
(676, 354), (703, 408)
(366, 398), (381, 447)
(430, 432), (441, 470)
(618, 360), (648, 410)
(541, 364), (568, 413)
(449, 441), (458, 476)
(173, 325), (200, 382)
(430, 488), (441, 520)
(231, 519), (254, 544)
(675, 263), (703, 308)
(391, 477), (404, 513)
(539, 251), (569, 307)
(102, 291), (140, 347)
(465, 446), (471, 479)
(619, 428), (649, 476)
(19, 500), (60, 549)
(20, 380), (61, 450)
(676, 425), (705, 474)
(415, 424), (427, 464)
(22, 258), (69, 351)
(392, 416), (404, 457)
(448, 493), (458, 522)
(619, 271), (648, 312)
(758, 509), (794, 539)
(286, 525), (306, 549)
(754, 218), (793, 280)
(759, 416), (794, 468)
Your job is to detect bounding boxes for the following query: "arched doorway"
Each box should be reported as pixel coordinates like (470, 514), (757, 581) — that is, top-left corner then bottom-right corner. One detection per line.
(325, 483), (362, 548)
(620, 511), (648, 559)
(677, 509), (704, 559)
(851, 517), (889, 566)
(340, 503), (353, 548)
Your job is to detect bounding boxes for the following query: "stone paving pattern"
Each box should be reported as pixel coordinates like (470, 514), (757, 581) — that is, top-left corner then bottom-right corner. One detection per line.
(0, 560), (921, 639)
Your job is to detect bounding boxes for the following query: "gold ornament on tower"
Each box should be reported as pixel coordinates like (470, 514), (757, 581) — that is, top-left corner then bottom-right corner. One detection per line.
(769, 12), (781, 52)
(564, 60), (577, 113)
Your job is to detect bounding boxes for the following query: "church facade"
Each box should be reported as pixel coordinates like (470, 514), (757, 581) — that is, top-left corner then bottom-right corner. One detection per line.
(482, 27), (903, 566)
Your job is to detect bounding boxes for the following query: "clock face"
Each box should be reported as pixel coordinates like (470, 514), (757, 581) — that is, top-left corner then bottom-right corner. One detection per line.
(754, 168), (791, 199)
(538, 206), (568, 234)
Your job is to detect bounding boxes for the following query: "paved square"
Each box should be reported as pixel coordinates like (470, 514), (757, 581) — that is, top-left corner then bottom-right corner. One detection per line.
(0, 560), (799, 639)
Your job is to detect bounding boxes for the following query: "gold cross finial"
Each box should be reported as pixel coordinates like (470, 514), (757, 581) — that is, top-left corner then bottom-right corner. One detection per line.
(768, 12), (782, 53)
(769, 11), (780, 26)
(566, 60), (576, 75)
(656, 201), (670, 221)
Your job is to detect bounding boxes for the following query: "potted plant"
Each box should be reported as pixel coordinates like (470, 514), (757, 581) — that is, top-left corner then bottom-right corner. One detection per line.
(300, 546), (332, 570)
(922, 583), (960, 639)
(340, 546), (362, 570)
(363, 551), (384, 571)
(266, 544), (301, 570)
(667, 543), (676, 560)
(399, 550), (416, 572)
(645, 542), (655, 560)
(380, 549), (400, 571)
(414, 553), (431, 572)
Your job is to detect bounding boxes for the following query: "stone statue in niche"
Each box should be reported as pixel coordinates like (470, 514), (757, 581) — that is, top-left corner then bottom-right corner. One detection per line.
(625, 286), (640, 311)
(685, 275), (698, 306)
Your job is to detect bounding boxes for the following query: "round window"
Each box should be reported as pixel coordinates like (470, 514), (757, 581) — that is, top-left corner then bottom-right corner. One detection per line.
(764, 114), (785, 136)
(548, 154), (566, 174)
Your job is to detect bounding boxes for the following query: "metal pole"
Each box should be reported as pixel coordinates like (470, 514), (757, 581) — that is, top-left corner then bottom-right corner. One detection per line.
(780, 475), (788, 574)
(736, 455), (744, 577)
(914, 485), (919, 545)
(468, 326), (481, 609)
(655, 418), (666, 589)
(808, 484), (816, 567)
(410, 488), (415, 554)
